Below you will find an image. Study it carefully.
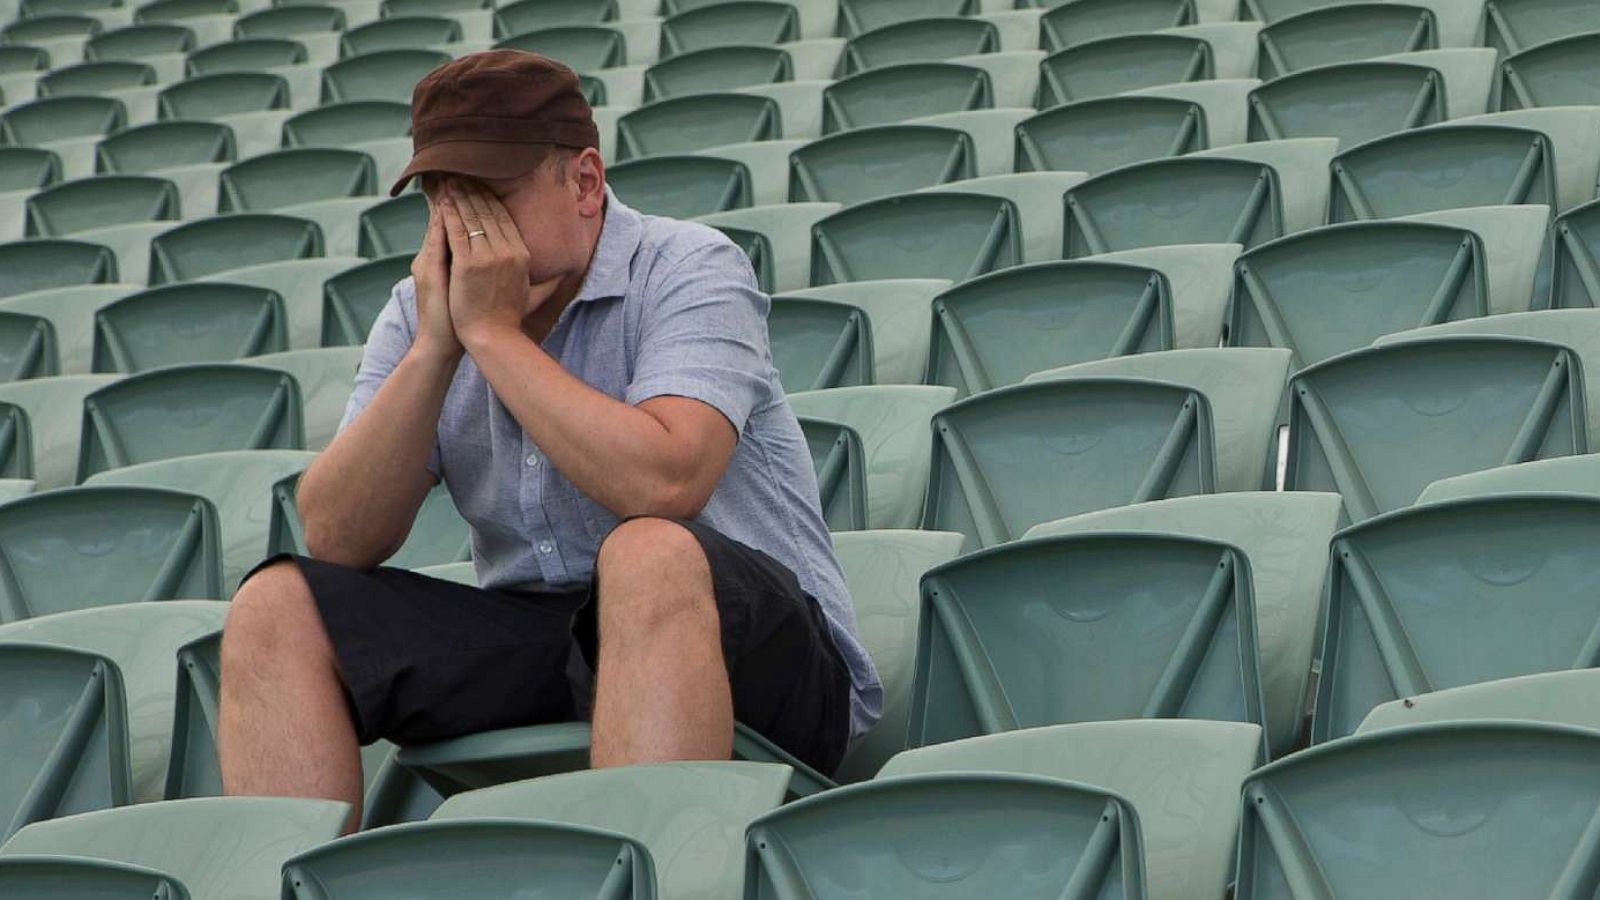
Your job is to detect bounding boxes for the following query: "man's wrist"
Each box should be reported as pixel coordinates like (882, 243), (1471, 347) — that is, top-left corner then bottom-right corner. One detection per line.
(458, 322), (525, 356)
(407, 338), (465, 369)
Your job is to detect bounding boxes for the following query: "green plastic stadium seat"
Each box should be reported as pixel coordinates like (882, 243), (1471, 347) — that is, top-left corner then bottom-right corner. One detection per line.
(820, 62), (990, 133)
(92, 282), (287, 373)
(321, 49), (451, 105)
(494, 0), (617, 38)
(1229, 205), (1548, 371)
(0, 643), (130, 837)
(321, 254), (409, 347)
(0, 44), (51, 75)
(791, 386), (956, 531)
(927, 347), (1289, 548)
(1238, 722), (1600, 899)
(157, 72), (288, 119)
(927, 244), (1240, 396)
(1419, 454), (1600, 503)
(0, 601), (226, 804)
(134, 0), (237, 24)
(0, 148), (60, 194)
(1063, 137), (1337, 257)
(1358, 669), (1600, 735)
(1039, 0), (1195, 52)
(493, 24), (627, 72)
(0, 401), (31, 477)
(24, 0), (123, 13)
(0, 485), (223, 619)
(0, 858), (189, 899)
(0, 94), (124, 144)
(77, 363), (304, 480)
(1025, 491), (1340, 758)
(607, 155), (751, 218)
(2, 13), (101, 44)
(881, 720), (1260, 900)
(810, 191), (1021, 286)
(695, 137), (806, 205)
(1239, 0), (1352, 22)
(746, 774), (1145, 899)
(1329, 107), (1600, 221)
(658, 1), (797, 57)
(85, 22), (194, 62)
(0, 373), (119, 486)
(357, 192), (424, 258)
(1249, 48), (1496, 147)
(94, 120), (233, 173)
(1312, 493), (1600, 739)
(184, 37), (305, 75)
(837, 0), (976, 39)
(87, 450), (315, 590)
(234, 4), (344, 40)
(615, 92), (780, 160)
(249, 346), (363, 451)
(1015, 79), (1255, 175)
(38, 59), (154, 96)
(1255, 3), (1435, 80)
(1481, 0), (1600, 58)
(1553, 198), (1600, 309)
(1038, 23), (1262, 107)
(283, 101), (411, 148)
(770, 278), (948, 389)
(0, 238), (117, 298)
(1497, 32), (1600, 110)
(0, 311), (59, 381)
(219, 147), (376, 213)
(789, 124), (975, 204)
(1285, 338), (1587, 522)
(149, 213), (322, 284)
(642, 45), (789, 101)
(385, 0), (491, 14)
(841, 16), (998, 74)
(697, 201), (839, 293)
(162, 631), (219, 799)
(25, 174), (176, 236)
(341, 16), (461, 58)
(272, 471), (468, 569)
(0, 797), (348, 900)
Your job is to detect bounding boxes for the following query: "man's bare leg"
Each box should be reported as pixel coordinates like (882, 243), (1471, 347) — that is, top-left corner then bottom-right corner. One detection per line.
(218, 560), (365, 832)
(590, 517), (734, 767)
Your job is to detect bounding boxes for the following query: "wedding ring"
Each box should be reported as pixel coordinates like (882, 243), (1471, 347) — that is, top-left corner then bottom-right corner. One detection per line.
(466, 229), (487, 239)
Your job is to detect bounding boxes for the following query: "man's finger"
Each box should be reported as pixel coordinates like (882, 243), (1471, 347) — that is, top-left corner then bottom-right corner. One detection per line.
(454, 180), (510, 247)
(437, 183), (474, 257)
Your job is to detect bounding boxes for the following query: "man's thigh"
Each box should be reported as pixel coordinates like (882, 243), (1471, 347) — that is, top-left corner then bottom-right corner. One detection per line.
(242, 554), (589, 747)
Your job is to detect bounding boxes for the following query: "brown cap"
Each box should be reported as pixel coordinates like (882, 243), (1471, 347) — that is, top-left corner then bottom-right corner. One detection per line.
(388, 50), (600, 196)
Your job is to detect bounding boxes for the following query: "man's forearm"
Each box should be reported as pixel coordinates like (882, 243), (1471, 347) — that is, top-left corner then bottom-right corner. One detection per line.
(298, 346), (460, 567)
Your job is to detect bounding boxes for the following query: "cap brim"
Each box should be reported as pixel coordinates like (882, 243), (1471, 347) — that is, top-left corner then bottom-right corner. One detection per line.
(388, 140), (551, 196)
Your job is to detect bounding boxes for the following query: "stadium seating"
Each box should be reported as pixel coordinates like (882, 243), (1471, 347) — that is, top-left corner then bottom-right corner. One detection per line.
(1358, 668), (1600, 734)
(0, 857), (190, 899)
(1255, 3), (1437, 79)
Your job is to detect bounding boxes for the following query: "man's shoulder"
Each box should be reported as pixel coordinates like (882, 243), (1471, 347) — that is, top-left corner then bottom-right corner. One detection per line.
(635, 212), (742, 276)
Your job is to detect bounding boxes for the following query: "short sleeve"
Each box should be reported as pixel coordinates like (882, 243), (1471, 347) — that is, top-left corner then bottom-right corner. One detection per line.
(338, 277), (444, 477)
(624, 241), (773, 433)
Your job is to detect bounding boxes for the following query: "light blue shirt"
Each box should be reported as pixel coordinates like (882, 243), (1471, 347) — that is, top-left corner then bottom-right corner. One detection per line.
(342, 189), (881, 741)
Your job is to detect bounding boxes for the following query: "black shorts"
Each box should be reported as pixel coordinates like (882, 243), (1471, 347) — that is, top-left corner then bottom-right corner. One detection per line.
(248, 518), (855, 776)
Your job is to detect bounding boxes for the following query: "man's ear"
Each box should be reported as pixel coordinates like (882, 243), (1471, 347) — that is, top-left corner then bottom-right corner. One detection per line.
(574, 147), (605, 218)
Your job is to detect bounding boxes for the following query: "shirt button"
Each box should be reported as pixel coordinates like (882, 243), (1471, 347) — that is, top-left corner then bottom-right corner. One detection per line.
(525, 453), (540, 467)
(538, 541), (554, 554)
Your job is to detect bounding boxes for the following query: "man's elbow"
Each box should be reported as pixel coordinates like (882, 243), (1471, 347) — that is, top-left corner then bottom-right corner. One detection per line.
(626, 475), (713, 521)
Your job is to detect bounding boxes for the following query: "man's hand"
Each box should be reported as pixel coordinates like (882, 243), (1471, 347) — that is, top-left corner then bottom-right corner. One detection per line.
(439, 179), (559, 348)
(411, 193), (462, 362)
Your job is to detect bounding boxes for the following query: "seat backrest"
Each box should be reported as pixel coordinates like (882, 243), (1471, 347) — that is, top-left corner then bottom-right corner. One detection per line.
(218, 148), (377, 212)
(85, 22), (196, 61)
(320, 49), (452, 105)
(1285, 337), (1587, 522)
(492, 24), (625, 72)
(1481, 0), (1600, 57)
(606, 155), (751, 219)
(1255, 3), (1435, 80)
(0, 95), (125, 144)
(341, 15), (461, 57)
(282, 101), (411, 148)
(185, 36), (305, 75)
(658, 1), (797, 57)
(494, 0), (617, 38)
(836, 0), (975, 38)
(842, 16), (998, 74)
(162, 631), (218, 800)
(2, 13), (100, 42)
(0, 312), (59, 382)
(38, 60), (156, 96)
(322, 254), (411, 347)
(1497, 32), (1600, 110)
(0, 858), (189, 900)
(1040, 33), (1212, 107)
(0, 486), (223, 620)
(821, 62), (991, 134)
(790, 124), (975, 204)
(356, 193), (425, 259)
(93, 282), (287, 373)
(643, 44), (790, 101)
(769, 277), (948, 389)
(615, 92), (780, 160)
(149, 213), (323, 283)
(270, 471), (467, 569)
(135, 0), (237, 23)
(0, 45), (50, 76)
(157, 72), (288, 120)
(25, 174), (178, 236)
(1554, 198), (1600, 309)
(95, 121), (234, 173)
(797, 414), (865, 529)
(0, 401), (31, 479)
(811, 191), (1021, 285)
(1017, 94), (1209, 176)
(0, 148), (60, 193)
(1357, 669), (1600, 735)
(1313, 493), (1600, 742)
(0, 239), (117, 299)
(1419, 454), (1600, 504)
(233, 4), (344, 39)
(1040, 0), (1194, 52)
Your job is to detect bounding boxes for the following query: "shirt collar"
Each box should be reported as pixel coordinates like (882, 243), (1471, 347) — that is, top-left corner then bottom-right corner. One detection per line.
(573, 186), (643, 304)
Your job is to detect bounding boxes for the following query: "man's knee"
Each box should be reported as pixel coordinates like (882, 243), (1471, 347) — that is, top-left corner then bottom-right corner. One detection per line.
(595, 518), (716, 636)
(222, 560), (327, 670)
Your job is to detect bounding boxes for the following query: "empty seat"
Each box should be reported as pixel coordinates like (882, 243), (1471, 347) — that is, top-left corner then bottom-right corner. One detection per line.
(321, 49), (451, 105)
(218, 148), (377, 253)
(928, 244), (1240, 396)
(0, 797), (349, 900)
(698, 201), (839, 293)
(184, 36), (306, 75)
(94, 120), (233, 173)
(1255, 3), (1436, 80)
(149, 213), (323, 283)
(1039, 23), (1262, 107)
(1481, 0), (1600, 58)
(342, 16), (461, 57)
(134, 0), (236, 23)
(810, 191), (1020, 285)
(157, 71), (289, 119)
(789, 124), (975, 204)
(234, 4), (344, 40)
(0, 94), (124, 144)
(1419, 454), (1600, 503)
(1241, 722), (1600, 899)
(1039, 0), (1195, 52)
(493, 0), (617, 38)
(0, 485), (223, 619)
(92, 282), (287, 373)
(37, 59), (154, 96)
(607, 154), (751, 218)
(282, 101), (411, 148)
(0, 311), (59, 381)
(837, 0), (975, 39)
(493, 24), (626, 72)
(821, 62), (991, 133)
(322, 254), (409, 347)
(1497, 32), (1600, 110)
(916, 170), (1080, 264)
(1358, 669), (1600, 735)
(658, 1), (798, 57)
(0, 147), (60, 193)
(1063, 137), (1337, 257)
(0, 858), (188, 898)
(0, 238), (117, 298)
(272, 473), (468, 569)
(770, 278), (947, 389)
(1553, 197), (1600, 309)
(643, 44), (789, 100)
(85, 22), (194, 62)
(745, 774), (1144, 899)
(1285, 337), (1587, 521)
(24, 174), (176, 238)
(841, 16), (999, 73)
(248, 346), (362, 450)
(1016, 79), (1256, 175)
(1329, 106), (1600, 220)
(0, 373), (118, 487)
(1230, 205), (1549, 370)
(356, 192), (424, 258)
(0, 400), (30, 478)
(2, 13), (101, 44)
(615, 92), (779, 159)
